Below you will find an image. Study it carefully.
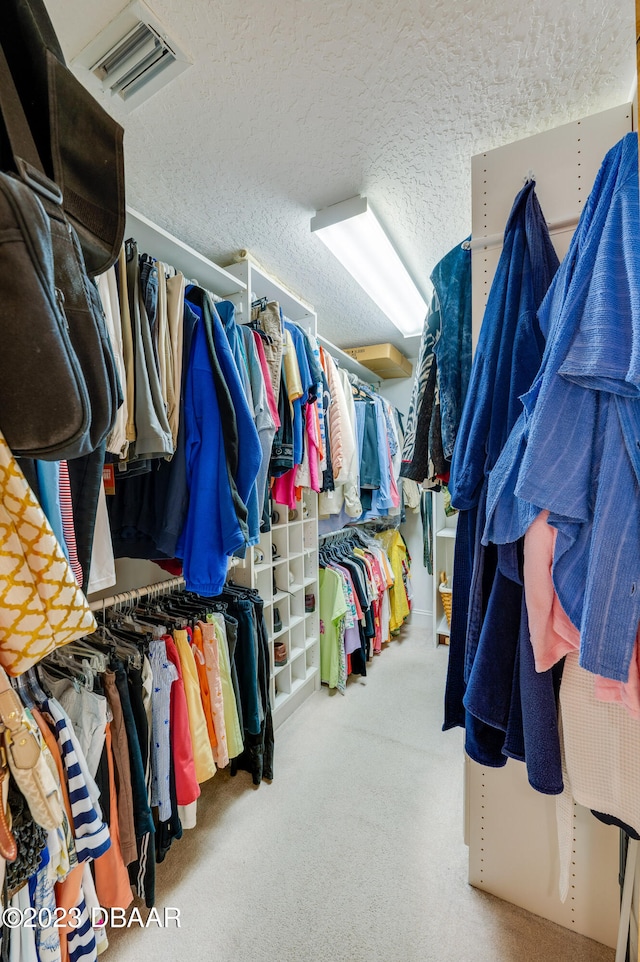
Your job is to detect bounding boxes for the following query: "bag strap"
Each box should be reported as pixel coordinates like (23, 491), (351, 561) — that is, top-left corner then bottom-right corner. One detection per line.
(0, 42), (62, 205)
(3, 0), (66, 65)
(0, 769), (16, 864)
(0, 668), (44, 773)
(0, 669), (27, 739)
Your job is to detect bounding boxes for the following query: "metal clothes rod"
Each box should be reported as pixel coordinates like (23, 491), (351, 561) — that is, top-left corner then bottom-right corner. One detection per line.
(318, 528), (358, 542)
(89, 576), (185, 611)
(462, 214), (579, 252)
(318, 518), (399, 542)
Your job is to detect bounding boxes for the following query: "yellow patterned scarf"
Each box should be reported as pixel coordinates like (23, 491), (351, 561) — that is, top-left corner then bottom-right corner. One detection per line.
(0, 434), (96, 675)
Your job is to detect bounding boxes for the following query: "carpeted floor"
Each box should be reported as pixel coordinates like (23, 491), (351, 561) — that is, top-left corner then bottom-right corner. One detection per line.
(108, 620), (614, 962)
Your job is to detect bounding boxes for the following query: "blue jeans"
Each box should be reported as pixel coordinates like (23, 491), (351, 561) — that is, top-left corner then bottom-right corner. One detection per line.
(139, 253), (160, 376)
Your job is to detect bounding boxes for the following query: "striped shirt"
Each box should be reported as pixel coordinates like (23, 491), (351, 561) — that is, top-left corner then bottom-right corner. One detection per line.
(59, 460), (83, 587)
(45, 700), (111, 862)
(67, 892), (97, 962)
(401, 291), (438, 471)
(46, 700), (110, 962)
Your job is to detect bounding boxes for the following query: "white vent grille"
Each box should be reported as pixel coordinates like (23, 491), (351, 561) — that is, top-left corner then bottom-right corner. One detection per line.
(73, 0), (192, 111)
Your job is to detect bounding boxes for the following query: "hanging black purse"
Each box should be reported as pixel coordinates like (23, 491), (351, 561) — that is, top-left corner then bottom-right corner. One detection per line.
(0, 44), (121, 459)
(1, 0), (125, 276)
(5, 777), (48, 898)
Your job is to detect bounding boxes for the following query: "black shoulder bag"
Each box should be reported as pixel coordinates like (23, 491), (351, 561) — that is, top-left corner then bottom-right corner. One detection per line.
(0, 45), (121, 459)
(1, 0), (125, 276)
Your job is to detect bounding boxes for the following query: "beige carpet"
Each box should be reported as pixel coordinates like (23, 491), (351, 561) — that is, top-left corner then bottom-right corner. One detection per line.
(107, 620), (615, 962)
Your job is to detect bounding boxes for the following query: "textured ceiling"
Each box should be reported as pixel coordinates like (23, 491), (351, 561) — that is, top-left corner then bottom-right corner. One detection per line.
(46, 0), (635, 354)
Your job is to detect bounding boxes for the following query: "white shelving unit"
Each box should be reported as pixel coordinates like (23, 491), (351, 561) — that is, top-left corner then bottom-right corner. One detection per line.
(223, 255), (316, 331)
(432, 490), (457, 647)
(235, 490), (320, 728)
(223, 256), (321, 727)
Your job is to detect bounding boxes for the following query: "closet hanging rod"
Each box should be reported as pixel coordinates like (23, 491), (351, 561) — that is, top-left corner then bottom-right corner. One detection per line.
(89, 576), (185, 612)
(318, 527), (358, 542)
(318, 518), (399, 543)
(462, 213), (579, 252)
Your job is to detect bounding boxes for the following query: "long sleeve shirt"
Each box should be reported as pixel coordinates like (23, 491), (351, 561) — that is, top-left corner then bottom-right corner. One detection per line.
(177, 298), (261, 595)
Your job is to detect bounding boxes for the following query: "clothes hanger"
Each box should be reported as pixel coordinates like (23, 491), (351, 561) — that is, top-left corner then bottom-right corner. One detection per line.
(41, 651), (94, 690)
(158, 594), (208, 619)
(223, 580), (258, 597)
(180, 590), (219, 611)
(80, 621), (117, 658)
(63, 639), (109, 675)
(98, 616), (145, 667)
(134, 595), (185, 627)
(98, 612), (139, 642)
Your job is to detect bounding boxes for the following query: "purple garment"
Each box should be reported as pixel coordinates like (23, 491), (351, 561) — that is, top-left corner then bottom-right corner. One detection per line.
(334, 565), (362, 657)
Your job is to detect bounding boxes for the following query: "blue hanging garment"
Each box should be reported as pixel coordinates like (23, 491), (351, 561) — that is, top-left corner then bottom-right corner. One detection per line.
(444, 178), (563, 794)
(484, 132), (640, 684)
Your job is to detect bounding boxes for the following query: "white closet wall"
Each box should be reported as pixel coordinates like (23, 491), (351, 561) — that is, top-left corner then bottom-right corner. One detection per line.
(471, 104), (633, 343)
(465, 102), (633, 948)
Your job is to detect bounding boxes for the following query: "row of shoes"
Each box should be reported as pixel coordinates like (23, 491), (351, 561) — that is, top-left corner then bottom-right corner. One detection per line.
(272, 594), (316, 669)
(272, 595), (315, 635)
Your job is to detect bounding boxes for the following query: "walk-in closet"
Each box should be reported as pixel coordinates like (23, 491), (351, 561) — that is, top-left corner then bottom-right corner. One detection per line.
(0, 0), (637, 960)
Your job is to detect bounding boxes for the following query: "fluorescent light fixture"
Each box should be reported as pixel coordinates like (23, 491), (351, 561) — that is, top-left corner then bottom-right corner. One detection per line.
(310, 196), (427, 338)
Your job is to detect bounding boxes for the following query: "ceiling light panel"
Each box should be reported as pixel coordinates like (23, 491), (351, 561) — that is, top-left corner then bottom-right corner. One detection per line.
(311, 196), (428, 338)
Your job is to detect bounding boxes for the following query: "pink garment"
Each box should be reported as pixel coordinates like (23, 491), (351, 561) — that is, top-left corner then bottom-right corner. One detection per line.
(594, 654), (640, 718)
(272, 469), (297, 510)
(524, 510), (640, 718)
(523, 511), (579, 672)
(164, 635), (201, 806)
(313, 402), (324, 464)
(371, 598), (382, 653)
(59, 460), (83, 586)
(386, 437), (401, 508)
(369, 556), (386, 599)
(252, 331), (280, 429)
(359, 552), (384, 606)
(352, 585), (363, 621)
(305, 403), (321, 493)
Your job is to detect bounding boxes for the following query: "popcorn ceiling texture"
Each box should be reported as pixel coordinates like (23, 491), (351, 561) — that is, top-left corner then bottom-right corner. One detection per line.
(47, 0), (635, 352)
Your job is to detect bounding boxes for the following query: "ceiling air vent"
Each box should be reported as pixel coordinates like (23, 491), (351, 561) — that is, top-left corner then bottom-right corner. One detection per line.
(73, 0), (192, 111)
